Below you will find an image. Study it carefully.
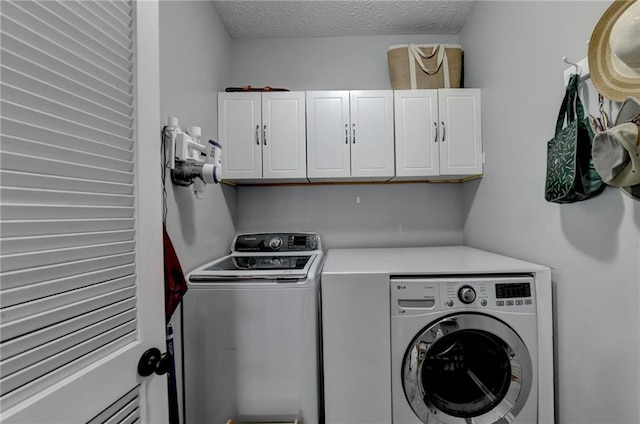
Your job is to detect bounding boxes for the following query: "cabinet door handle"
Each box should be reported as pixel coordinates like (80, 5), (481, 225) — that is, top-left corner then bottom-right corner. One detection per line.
(345, 124), (348, 144)
(255, 125), (260, 145)
(441, 121), (446, 142)
(263, 125), (267, 145)
(433, 122), (438, 143)
(352, 123), (356, 144)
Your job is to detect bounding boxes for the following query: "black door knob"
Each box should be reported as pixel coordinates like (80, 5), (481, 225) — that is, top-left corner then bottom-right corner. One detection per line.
(138, 348), (171, 377)
(155, 352), (172, 375)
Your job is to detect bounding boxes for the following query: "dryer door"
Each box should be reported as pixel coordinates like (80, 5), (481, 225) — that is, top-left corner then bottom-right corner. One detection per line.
(402, 313), (532, 424)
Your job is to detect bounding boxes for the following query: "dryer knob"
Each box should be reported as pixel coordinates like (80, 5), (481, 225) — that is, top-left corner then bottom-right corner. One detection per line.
(458, 286), (476, 304)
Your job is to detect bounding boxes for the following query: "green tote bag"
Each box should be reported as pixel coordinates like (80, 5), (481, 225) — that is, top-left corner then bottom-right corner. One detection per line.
(544, 74), (605, 203)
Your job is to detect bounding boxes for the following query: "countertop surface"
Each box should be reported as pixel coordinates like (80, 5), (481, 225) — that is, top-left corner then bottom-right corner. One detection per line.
(322, 245), (549, 275)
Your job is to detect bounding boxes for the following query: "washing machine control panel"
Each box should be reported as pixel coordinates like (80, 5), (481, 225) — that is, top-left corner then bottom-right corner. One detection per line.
(233, 233), (320, 252)
(391, 276), (536, 315)
(443, 277), (535, 312)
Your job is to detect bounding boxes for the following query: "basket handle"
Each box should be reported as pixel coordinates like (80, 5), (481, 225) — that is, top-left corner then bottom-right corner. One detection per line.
(408, 44), (451, 89)
(409, 44), (446, 75)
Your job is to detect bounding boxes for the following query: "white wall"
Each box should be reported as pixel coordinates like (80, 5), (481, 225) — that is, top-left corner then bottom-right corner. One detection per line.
(160, 1), (236, 272)
(231, 34), (465, 248)
(460, 2), (640, 423)
(159, 2), (236, 421)
(237, 184), (463, 248)
(229, 34), (459, 90)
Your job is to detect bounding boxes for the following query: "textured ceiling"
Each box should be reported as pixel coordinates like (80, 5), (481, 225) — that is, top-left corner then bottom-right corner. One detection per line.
(212, 1), (477, 39)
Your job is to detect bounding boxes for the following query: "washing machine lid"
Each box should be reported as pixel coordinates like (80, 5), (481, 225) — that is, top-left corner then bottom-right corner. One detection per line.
(188, 232), (324, 283)
(188, 253), (319, 282)
(206, 255), (313, 272)
(402, 313), (532, 424)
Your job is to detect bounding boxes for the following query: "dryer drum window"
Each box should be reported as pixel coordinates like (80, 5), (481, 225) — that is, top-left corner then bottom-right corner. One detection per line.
(402, 313), (533, 424)
(422, 329), (511, 417)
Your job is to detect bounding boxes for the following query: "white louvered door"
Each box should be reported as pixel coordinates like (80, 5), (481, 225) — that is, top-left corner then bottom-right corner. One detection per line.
(0, 1), (167, 423)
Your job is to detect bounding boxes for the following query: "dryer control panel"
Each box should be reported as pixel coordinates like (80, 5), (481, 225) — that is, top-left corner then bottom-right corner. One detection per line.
(390, 275), (536, 316)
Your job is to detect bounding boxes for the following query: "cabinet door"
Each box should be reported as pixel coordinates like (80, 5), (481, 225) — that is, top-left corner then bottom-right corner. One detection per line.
(262, 92), (306, 179)
(218, 92), (262, 179)
(306, 91), (351, 179)
(394, 90), (439, 178)
(350, 91), (395, 178)
(438, 89), (483, 176)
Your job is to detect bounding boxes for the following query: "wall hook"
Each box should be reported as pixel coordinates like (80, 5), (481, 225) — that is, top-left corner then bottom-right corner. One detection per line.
(562, 56), (581, 75)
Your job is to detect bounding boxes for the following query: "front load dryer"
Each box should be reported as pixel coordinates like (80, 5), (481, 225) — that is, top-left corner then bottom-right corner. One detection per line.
(391, 275), (538, 424)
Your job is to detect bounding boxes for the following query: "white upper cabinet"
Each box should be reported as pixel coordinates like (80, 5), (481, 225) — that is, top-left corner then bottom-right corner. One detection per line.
(394, 89), (482, 180)
(350, 91), (396, 178)
(306, 91), (351, 179)
(394, 90), (439, 177)
(438, 89), (482, 176)
(218, 91), (307, 181)
(219, 92), (262, 179)
(219, 89), (480, 184)
(262, 93), (307, 179)
(307, 90), (394, 181)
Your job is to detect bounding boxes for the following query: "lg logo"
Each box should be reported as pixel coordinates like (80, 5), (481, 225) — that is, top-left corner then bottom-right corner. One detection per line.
(397, 285), (406, 290)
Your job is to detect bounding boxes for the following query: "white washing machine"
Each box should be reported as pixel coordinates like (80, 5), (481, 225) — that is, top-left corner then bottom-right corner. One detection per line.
(183, 232), (324, 424)
(391, 275), (538, 424)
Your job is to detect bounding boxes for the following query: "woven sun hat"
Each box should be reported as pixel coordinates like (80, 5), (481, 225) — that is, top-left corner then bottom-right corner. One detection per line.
(592, 96), (640, 200)
(589, 0), (640, 102)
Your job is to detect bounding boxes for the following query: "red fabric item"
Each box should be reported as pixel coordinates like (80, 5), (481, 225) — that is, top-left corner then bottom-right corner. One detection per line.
(163, 225), (188, 322)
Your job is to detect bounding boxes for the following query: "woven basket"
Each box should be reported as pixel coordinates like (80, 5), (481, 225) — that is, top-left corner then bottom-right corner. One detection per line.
(388, 44), (463, 90)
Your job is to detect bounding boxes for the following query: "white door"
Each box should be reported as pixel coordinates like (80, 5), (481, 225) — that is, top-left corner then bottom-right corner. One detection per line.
(350, 91), (394, 179)
(394, 90), (440, 178)
(219, 92), (263, 179)
(438, 89), (483, 176)
(306, 91), (351, 180)
(262, 92), (306, 179)
(0, 1), (167, 422)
